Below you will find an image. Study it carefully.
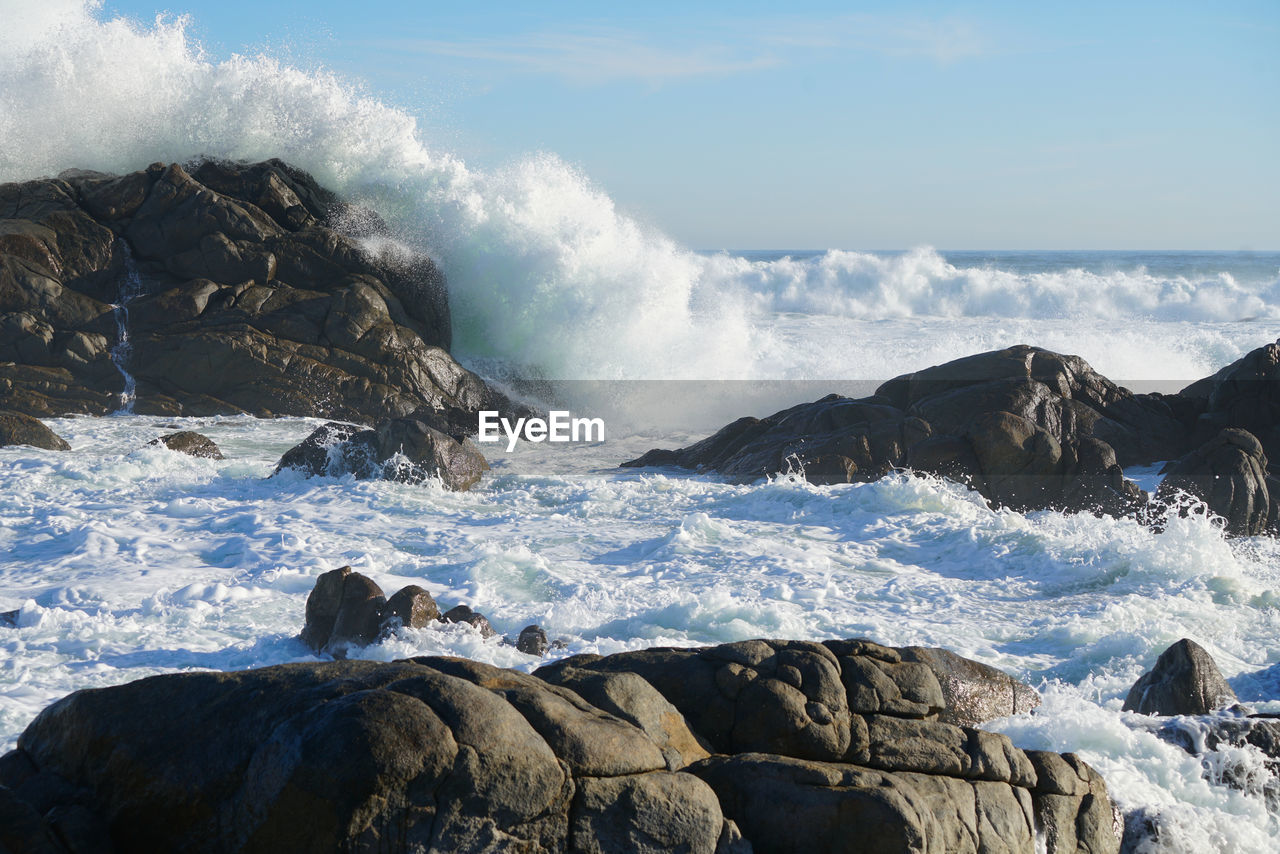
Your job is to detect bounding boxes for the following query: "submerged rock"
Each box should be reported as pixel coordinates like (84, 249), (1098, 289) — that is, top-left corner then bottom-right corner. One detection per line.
(147, 430), (223, 459)
(0, 411), (70, 451)
(273, 416), (489, 491)
(441, 604), (497, 638)
(516, 624), (550, 657)
(1123, 638), (1239, 716)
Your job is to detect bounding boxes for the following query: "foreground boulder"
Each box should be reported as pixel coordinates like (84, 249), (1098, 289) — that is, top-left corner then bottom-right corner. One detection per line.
(0, 159), (501, 422)
(274, 417), (489, 491)
(1123, 638), (1238, 716)
(0, 411), (69, 451)
(1, 637), (1118, 854)
(1155, 428), (1278, 536)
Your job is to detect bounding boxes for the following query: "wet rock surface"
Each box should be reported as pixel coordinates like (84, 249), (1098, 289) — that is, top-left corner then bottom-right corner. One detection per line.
(1, 635), (1118, 854)
(147, 430), (223, 459)
(0, 411), (70, 451)
(0, 159), (502, 423)
(1123, 638), (1239, 716)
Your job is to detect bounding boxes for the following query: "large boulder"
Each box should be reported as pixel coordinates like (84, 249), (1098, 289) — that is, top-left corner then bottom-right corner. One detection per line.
(1180, 339), (1280, 465)
(0, 160), (502, 423)
(1123, 638), (1239, 716)
(896, 646), (1042, 728)
(2, 659), (732, 853)
(1155, 428), (1277, 536)
(148, 430), (223, 459)
(0, 410), (69, 450)
(273, 416), (489, 491)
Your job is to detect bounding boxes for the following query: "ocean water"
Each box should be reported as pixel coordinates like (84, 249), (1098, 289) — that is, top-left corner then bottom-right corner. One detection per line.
(4, 3), (1280, 852)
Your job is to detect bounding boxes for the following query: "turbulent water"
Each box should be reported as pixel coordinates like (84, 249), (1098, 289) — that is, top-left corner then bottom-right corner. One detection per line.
(4, 3), (1280, 852)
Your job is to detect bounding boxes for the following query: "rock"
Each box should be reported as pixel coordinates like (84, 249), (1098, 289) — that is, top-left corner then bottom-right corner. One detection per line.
(273, 417), (489, 491)
(897, 646), (1042, 727)
(1026, 751), (1123, 854)
(0, 411), (70, 451)
(0, 610), (17, 628)
(1123, 638), (1238, 716)
(516, 624), (549, 657)
(441, 605), (497, 638)
(1143, 714), (1280, 809)
(1155, 428), (1276, 536)
(1180, 339), (1280, 465)
(148, 430), (223, 459)
(689, 752), (1037, 854)
(380, 585), (440, 632)
(538, 665), (712, 771)
(0, 160), (506, 422)
(4, 660), (728, 853)
(299, 567), (386, 655)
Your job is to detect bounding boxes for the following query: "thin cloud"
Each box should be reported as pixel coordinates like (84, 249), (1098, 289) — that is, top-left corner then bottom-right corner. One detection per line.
(373, 30), (779, 85)
(755, 14), (989, 64)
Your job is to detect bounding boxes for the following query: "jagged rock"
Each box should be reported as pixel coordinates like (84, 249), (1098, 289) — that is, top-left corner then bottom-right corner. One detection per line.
(516, 624), (549, 657)
(273, 416), (489, 491)
(1155, 428), (1276, 536)
(623, 345), (1165, 519)
(1123, 638), (1238, 716)
(380, 585), (440, 632)
(1181, 339), (1280, 465)
(5, 660), (729, 853)
(148, 430), (223, 459)
(440, 605), (497, 638)
(0, 411), (70, 451)
(0, 160), (504, 422)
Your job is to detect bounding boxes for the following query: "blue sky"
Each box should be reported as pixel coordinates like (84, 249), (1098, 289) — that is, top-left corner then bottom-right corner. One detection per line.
(101, 0), (1278, 249)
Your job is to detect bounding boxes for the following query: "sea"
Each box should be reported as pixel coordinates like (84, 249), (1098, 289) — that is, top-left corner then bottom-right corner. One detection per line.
(4, 4), (1280, 852)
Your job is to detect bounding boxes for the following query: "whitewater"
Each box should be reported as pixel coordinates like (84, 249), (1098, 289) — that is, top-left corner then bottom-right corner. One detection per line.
(4, 3), (1280, 852)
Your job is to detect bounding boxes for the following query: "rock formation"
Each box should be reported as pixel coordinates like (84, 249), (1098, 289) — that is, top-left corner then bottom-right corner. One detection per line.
(273, 417), (489, 491)
(0, 636), (1121, 854)
(0, 159), (500, 423)
(148, 430), (223, 459)
(0, 411), (69, 451)
(1123, 638), (1239, 717)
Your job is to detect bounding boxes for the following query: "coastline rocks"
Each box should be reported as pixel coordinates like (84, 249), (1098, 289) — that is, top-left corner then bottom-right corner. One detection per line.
(1, 638), (1120, 854)
(1182, 340), (1280, 464)
(3, 660), (733, 853)
(897, 646), (1042, 728)
(0, 411), (70, 451)
(1123, 639), (1238, 716)
(516, 624), (550, 657)
(0, 159), (501, 422)
(440, 605), (498, 638)
(147, 430), (223, 459)
(1155, 428), (1277, 536)
(625, 345), (1162, 519)
(273, 416), (489, 491)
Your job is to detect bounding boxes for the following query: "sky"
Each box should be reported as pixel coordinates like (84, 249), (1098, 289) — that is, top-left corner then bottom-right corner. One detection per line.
(98, 0), (1279, 250)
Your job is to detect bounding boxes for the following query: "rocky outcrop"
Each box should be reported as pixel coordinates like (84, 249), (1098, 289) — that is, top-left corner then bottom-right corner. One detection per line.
(148, 430), (223, 459)
(1181, 340), (1280, 465)
(0, 411), (69, 451)
(0, 159), (499, 423)
(273, 416), (489, 491)
(1155, 428), (1278, 536)
(625, 345), (1167, 518)
(1, 637), (1118, 854)
(300, 567), (496, 656)
(1123, 639), (1238, 716)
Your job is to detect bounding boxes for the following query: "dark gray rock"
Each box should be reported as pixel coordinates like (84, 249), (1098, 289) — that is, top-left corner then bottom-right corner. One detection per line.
(1180, 339), (1280, 466)
(898, 645), (1042, 727)
(516, 624), (549, 657)
(299, 566), (386, 656)
(0, 160), (506, 423)
(1123, 638), (1238, 716)
(0, 610), (17, 628)
(0, 411), (69, 451)
(1155, 428), (1275, 536)
(380, 585), (440, 632)
(273, 416), (489, 491)
(148, 430), (223, 459)
(440, 605), (497, 638)
(570, 772), (727, 854)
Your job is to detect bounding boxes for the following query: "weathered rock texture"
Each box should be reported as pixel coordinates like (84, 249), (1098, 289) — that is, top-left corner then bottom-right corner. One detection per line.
(0, 159), (499, 423)
(625, 341), (1280, 533)
(2, 638), (1118, 854)
(148, 430), (223, 459)
(1123, 638), (1239, 716)
(273, 416), (489, 491)
(0, 411), (69, 451)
